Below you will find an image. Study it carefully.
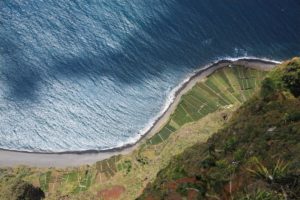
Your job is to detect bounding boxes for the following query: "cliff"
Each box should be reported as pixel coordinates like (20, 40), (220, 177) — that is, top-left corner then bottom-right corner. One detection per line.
(139, 58), (300, 200)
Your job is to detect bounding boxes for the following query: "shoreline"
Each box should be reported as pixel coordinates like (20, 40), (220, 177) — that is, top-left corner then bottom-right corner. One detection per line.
(0, 57), (278, 167)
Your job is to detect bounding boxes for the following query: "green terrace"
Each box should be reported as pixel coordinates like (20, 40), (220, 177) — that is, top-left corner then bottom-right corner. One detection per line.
(147, 65), (267, 145)
(96, 155), (122, 178)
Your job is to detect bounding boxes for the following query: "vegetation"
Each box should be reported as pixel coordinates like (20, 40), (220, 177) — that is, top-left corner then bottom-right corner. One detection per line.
(0, 61), (283, 199)
(148, 65), (266, 145)
(138, 57), (300, 200)
(239, 189), (284, 200)
(247, 158), (290, 183)
(0, 177), (44, 200)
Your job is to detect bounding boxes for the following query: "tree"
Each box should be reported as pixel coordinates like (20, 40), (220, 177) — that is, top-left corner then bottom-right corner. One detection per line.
(282, 62), (300, 97)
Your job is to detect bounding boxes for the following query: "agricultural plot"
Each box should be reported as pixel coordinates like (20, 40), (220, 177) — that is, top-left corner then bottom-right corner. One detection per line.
(117, 160), (132, 175)
(72, 170), (93, 193)
(39, 171), (51, 192)
(147, 65), (266, 145)
(36, 167), (97, 196)
(148, 126), (171, 145)
(96, 155), (122, 178)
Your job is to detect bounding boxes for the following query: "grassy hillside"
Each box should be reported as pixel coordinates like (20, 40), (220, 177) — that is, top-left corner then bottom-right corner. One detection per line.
(0, 64), (268, 200)
(139, 58), (300, 200)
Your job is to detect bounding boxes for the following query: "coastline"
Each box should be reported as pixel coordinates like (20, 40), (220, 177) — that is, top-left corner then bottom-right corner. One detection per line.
(0, 58), (278, 167)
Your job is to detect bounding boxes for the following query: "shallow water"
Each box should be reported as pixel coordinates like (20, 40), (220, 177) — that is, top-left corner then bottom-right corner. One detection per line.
(0, 0), (299, 152)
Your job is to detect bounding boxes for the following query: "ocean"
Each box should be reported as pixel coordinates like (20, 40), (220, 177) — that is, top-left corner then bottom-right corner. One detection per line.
(0, 0), (299, 152)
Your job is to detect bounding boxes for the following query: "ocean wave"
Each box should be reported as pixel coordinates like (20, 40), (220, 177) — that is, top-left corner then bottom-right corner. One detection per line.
(0, 0), (299, 153)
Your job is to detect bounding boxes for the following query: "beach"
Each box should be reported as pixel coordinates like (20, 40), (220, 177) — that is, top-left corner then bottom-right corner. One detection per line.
(0, 58), (277, 168)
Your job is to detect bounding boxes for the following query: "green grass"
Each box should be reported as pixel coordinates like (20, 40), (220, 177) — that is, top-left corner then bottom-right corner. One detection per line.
(147, 66), (267, 145)
(72, 171), (93, 194)
(39, 171), (51, 192)
(209, 73), (239, 103)
(63, 171), (79, 183)
(205, 79), (235, 104)
(172, 103), (194, 126)
(96, 155), (121, 178)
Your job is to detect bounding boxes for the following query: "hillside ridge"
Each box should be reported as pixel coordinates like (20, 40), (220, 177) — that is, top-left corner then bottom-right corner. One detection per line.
(139, 57), (300, 200)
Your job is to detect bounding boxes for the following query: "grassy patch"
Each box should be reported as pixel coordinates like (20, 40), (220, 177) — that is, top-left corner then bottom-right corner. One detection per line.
(147, 66), (266, 145)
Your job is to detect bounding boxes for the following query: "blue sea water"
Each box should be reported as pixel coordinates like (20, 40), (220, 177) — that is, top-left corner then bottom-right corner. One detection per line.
(0, 0), (299, 152)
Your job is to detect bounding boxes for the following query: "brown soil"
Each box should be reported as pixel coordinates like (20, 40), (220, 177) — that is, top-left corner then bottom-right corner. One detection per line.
(97, 185), (125, 200)
(164, 177), (197, 190)
(187, 189), (199, 200)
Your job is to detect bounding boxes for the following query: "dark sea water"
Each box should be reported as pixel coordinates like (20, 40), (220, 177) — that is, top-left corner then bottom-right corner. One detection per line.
(0, 0), (299, 152)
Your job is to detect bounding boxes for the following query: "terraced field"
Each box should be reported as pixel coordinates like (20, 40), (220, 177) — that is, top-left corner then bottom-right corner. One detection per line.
(0, 65), (268, 200)
(147, 65), (267, 145)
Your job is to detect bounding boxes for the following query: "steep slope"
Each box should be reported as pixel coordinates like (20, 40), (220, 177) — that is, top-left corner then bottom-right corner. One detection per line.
(139, 58), (300, 200)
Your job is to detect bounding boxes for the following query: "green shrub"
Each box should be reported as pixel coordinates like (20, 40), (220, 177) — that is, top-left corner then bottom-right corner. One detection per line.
(176, 182), (206, 198)
(285, 112), (300, 122)
(216, 159), (229, 169)
(124, 160), (132, 174)
(282, 61), (300, 97)
(239, 189), (284, 200)
(224, 136), (238, 153)
(169, 166), (187, 180)
(260, 77), (277, 99)
(247, 158), (290, 183)
(200, 156), (216, 168)
(234, 149), (246, 162)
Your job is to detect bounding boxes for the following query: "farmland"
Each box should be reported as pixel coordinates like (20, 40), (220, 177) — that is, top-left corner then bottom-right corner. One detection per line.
(147, 65), (267, 145)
